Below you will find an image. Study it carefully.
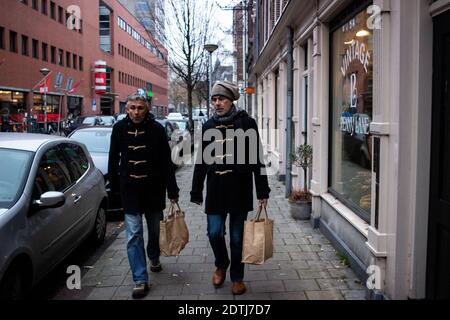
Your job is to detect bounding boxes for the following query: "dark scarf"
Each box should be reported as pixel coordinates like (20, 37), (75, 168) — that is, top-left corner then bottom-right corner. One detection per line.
(212, 105), (243, 124)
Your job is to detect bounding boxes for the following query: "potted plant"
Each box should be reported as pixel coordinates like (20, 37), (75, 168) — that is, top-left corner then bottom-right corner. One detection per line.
(289, 144), (313, 220)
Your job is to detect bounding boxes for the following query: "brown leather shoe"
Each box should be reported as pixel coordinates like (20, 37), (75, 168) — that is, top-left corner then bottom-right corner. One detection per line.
(212, 268), (226, 288)
(231, 281), (247, 295)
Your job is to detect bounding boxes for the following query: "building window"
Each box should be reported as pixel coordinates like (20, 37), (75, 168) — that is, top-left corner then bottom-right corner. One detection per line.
(41, 0), (47, 15)
(9, 31), (17, 53)
(42, 42), (48, 61)
(58, 6), (63, 23)
(50, 45), (56, 63)
(72, 53), (77, 69)
(329, 4), (373, 221)
(32, 0), (38, 10)
(20, 0), (28, 5)
(32, 39), (38, 58)
(50, 1), (55, 20)
(99, 3), (111, 53)
(79, 56), (83, 71)
(0, 27), (4, 50)
(21, 35), (28, 56)
(58, 48), (63, 66)
(66, 51), (70, 67)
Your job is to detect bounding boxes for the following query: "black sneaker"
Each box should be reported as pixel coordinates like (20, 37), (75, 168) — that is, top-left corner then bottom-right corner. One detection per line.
(132, 283), (149, 299)
(150, 259), (162, 273)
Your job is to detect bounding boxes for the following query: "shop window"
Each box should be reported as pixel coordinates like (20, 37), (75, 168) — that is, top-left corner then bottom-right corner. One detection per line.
(32, 94), (62, 130)
(67, 96), (82, 117)
(0, 90), (27, 132)
(329, 3), (373, 221)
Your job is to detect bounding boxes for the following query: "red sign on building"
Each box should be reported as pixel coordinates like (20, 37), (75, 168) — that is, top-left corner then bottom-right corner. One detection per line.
(94, 60), (107, 95)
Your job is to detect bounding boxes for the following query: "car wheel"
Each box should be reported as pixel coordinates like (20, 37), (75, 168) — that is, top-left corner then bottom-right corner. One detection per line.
(0, 265), (29, 300)
(90, 207), (106, 246)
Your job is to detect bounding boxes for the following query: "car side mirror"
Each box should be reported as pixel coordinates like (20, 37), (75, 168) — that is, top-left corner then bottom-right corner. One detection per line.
(34, 191), (66, 209)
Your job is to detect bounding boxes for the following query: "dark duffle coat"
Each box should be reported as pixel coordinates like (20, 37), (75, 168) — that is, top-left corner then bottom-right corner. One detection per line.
(108, 113), (179, 215)
(190, 110), (270, 215)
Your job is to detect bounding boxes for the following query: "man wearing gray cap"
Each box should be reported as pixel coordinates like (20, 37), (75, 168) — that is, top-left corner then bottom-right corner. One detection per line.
(191, 80), (270, 295)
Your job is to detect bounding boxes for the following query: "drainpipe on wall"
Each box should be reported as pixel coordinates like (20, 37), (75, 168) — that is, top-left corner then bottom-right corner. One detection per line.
(285, 26), (294, 198)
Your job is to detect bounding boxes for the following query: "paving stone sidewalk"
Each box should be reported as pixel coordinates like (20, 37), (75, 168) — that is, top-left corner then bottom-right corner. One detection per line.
(54, 164), (367, 300)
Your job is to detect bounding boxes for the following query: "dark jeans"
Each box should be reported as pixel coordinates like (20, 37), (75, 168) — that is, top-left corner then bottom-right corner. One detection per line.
(207, 212), (248, 282)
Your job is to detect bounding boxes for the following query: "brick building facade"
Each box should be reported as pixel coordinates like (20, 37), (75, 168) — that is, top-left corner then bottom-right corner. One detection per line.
(0, 0), (168, 132)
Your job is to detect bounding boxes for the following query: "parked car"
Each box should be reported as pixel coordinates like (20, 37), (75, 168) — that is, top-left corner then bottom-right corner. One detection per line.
(169, 119), (194, 150)
(115, 113), (127, 122)
(68, 127), (122, 212)
(66, 116), (101, 135)
(156, 119), (187, 167)
(0, 133), (107, 300)
(66, 115), (115, 135)
(167, 112), (184, 120)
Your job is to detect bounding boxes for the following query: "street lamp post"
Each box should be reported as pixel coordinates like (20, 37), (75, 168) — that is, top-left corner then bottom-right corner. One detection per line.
(204, 44), (218, 118)
(40, 68), (50, 133)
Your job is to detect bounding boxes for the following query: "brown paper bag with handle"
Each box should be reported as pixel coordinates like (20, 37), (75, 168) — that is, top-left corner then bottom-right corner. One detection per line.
(159, 202), (189, 257)
(241, 205), (273, 264)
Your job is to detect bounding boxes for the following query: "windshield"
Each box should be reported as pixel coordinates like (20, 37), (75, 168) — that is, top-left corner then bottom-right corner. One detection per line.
(100, 116), (115, 125)
(82, 117), (97, 125)
(117, 114), (127, 121)
(175, 121), (187, 131)
(70, 130), (112, 153)
(0, 148), (34, 210)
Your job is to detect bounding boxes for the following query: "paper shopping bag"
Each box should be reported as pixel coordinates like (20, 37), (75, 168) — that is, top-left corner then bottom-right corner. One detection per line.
(160, 202), (189, 257)
(241, 205), (274, 265)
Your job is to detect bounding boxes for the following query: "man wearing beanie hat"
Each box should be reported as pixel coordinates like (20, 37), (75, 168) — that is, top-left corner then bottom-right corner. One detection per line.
(210, 80), (240, 102)
(191, 80), (271, 295)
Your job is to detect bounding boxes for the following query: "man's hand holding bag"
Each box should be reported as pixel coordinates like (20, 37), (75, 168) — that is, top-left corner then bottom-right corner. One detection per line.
(241, 205), (274, 265)
(159, 202), (189, 257)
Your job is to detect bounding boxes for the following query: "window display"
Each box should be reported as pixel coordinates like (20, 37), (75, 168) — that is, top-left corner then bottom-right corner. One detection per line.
(330, 7), (373, 220)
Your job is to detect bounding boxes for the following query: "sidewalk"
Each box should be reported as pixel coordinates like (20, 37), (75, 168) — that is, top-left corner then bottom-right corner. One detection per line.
(53, 164), (367, 300)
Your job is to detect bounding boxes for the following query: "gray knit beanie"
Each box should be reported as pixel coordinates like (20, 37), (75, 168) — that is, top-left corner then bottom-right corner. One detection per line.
(211, 80), (240, 101)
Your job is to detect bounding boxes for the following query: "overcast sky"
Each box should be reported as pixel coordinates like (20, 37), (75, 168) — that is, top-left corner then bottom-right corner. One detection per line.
(212, 0), (239, 65)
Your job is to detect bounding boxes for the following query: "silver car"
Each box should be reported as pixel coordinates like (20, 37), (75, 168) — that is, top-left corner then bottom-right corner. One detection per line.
(0, 133), (107, 300)
(68, 126), (122, 212)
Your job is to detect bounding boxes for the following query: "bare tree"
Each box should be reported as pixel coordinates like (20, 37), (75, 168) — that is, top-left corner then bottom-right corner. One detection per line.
(162, 0), (216, 129)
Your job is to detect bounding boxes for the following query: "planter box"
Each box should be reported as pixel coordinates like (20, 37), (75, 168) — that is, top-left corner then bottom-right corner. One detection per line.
(289, 200), (312, 220)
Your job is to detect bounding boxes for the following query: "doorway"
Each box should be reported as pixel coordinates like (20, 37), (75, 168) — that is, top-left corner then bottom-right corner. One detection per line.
(426, 9), (450, 300)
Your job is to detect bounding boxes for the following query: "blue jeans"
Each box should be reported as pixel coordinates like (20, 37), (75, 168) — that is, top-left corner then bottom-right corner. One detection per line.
(207, 212), (248, 282)
(124, 211), (163, 284)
